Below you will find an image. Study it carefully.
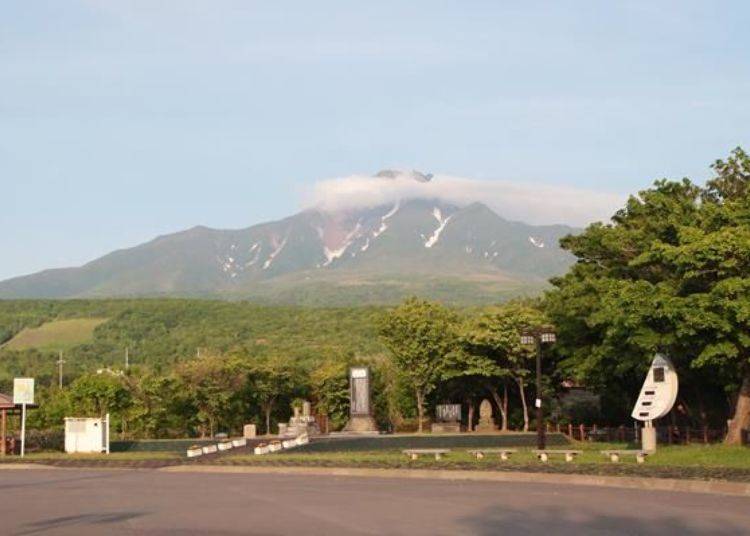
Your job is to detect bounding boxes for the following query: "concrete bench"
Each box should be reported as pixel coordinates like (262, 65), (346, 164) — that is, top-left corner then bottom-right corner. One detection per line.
(403, 449), (450, 461)
(467, 448), (518, 460)
(601, 450), (648, 464)
(534, 449), (582, 463)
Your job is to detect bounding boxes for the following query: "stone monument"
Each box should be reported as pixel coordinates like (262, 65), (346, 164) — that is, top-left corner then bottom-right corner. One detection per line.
(243, 423), (257, 438)
(431, 404), (462, 433)
(475, 399), (497, 432)
(343, 367), (379, 433)
(279, 400), (320, 438)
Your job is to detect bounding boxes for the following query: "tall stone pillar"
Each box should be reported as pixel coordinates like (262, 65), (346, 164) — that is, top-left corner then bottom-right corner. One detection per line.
(343, 367), (379, 433)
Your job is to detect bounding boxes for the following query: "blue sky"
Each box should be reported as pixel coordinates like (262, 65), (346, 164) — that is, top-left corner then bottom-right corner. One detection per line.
(2, 1), (748, 280)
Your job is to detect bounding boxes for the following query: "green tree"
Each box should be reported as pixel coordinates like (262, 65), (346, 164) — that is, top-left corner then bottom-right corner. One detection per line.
(123, 370), (181, 438)
(28, 385), (70, 430)
(176, 353), (244, 437)
(546, 148), (750, 444)
(452, 303), (547, 431)
(379, 298), (458, 433)
(247, 356), (304, 435)
(68, 372), (131, 419)
(310, 360), (350, 430)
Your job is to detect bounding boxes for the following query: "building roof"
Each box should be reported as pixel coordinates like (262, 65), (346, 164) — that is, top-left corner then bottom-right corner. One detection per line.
(0, 392), (38, 411)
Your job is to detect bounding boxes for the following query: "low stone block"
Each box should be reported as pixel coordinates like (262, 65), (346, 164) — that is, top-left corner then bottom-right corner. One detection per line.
(186, 447), (203, 458)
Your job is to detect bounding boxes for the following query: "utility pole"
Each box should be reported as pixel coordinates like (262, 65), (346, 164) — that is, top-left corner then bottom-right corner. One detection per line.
(56, 351), (65, 389)
(125, 347), (129, 370)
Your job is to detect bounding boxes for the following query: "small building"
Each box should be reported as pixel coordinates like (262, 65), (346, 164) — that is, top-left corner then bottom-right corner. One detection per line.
(64, 415), (110, 454)
(0, 392), (38, 456)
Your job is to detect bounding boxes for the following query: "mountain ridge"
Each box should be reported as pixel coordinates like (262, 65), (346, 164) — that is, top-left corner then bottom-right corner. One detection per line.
(0, 173), (580, 304)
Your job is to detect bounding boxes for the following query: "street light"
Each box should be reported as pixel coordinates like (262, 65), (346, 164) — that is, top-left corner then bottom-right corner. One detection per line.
(521, 326), (556, 450)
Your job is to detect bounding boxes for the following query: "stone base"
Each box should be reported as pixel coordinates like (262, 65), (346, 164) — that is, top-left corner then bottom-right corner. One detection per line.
(343, 415), (379, 433)
(431, 422), (461, 434)
(475, 421), (498, 433)
(641, 426), (657, 453)
(279, 423), (320, 438)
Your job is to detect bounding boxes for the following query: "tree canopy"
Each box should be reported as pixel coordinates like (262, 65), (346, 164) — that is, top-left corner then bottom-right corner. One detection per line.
(546, 147), (750, 443)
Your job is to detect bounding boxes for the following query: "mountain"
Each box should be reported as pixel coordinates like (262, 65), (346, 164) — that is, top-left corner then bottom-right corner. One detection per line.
(0, 171), (578, 304)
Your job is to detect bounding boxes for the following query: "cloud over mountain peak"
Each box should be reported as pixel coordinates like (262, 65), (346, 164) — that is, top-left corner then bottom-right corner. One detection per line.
(306, 171), (623, 227)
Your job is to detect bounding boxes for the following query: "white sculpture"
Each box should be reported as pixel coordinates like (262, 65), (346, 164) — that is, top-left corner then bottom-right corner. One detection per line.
(631, 354), (679, 452)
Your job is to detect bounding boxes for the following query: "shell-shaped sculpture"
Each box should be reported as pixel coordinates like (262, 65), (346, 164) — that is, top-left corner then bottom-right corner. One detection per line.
(631, 353), (679, 422)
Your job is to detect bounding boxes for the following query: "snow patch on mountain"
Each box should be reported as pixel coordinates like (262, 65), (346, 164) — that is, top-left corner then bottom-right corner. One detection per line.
(263, 236), (288, 269)
(245, 245), (262, 267)
(529, 236), (545, 248)
(372, 202), (399, 239)
(424, 207), (453, 248)
(323, 222), (362, 266)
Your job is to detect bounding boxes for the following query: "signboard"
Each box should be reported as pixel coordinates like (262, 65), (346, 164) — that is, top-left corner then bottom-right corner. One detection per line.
(13, 378), (34, 405)
(436, 404), (461, 423)
(631, 354), (679, 422)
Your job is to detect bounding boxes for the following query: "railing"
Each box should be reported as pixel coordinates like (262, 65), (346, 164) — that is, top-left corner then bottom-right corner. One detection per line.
(551, 423), (727, 444)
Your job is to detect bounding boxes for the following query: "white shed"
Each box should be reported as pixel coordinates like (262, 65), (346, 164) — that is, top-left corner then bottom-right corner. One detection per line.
(64, 414), (110, 454)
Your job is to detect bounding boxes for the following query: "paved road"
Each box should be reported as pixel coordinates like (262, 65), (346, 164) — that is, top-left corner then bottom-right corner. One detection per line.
(1, 468), (748, 535)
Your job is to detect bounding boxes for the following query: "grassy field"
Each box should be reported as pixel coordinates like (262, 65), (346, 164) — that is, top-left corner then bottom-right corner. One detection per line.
(226, 443), (750, 468)
(3, 318), (108, 351)
(216, 442), (750, 482)
(25, 452), (183, 461)
(2, 441), (749, 482)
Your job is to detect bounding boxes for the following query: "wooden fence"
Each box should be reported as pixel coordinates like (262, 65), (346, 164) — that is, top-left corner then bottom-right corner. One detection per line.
(550, 423), (726, 444)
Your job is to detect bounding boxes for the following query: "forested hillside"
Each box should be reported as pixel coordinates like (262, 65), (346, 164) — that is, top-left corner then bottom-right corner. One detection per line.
(0, 299), (384, 389)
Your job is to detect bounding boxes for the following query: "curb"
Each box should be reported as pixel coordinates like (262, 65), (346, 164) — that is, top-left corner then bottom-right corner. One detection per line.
(159, 464), (750, 497)
(0, 463), (54, 470)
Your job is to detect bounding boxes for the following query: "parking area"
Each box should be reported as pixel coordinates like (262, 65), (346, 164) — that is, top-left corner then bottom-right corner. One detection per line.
(1, 468), (749, 535)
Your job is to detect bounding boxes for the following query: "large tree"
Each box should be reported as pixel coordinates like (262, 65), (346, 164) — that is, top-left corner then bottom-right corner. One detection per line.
(379, 297), (458, 432)
(546, 148), (750, 444)
(68, 372), (131, 420)
(451, 303), (547, 431)
(176, 353), (245, 437)
(246, 356), (304, 435)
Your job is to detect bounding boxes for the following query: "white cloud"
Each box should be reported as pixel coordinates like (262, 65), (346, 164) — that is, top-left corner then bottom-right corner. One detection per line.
(305, 171), (624, 227)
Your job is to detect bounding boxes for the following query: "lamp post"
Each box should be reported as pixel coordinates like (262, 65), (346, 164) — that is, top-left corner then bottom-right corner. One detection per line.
(521, 327), (556, 450)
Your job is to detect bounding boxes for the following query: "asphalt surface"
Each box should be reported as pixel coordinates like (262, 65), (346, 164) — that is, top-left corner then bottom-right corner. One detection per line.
(1, 468), (749, 535)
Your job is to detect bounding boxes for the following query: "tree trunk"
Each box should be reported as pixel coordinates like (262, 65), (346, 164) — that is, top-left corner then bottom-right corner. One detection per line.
(467, 400), (475, 432)
(516, 377), (529, 432)
(726, 373), (750, 445)
(416, 389), (425, 433)
(264, 405), (272, 436)
(502, 382), (509, 431)
(487, 384), (507, 431)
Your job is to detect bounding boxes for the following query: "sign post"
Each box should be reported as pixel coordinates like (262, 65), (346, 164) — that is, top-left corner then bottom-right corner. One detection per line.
(13, 378), (34, 458)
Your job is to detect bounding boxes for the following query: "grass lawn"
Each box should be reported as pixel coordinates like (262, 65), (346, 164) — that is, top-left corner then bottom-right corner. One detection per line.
(3, 318), (108, 351)
(8, 451), (180, 462)
(226, 443), (750, 468)
(3, 440), (748, 482)
(220, 442), (750, 482)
